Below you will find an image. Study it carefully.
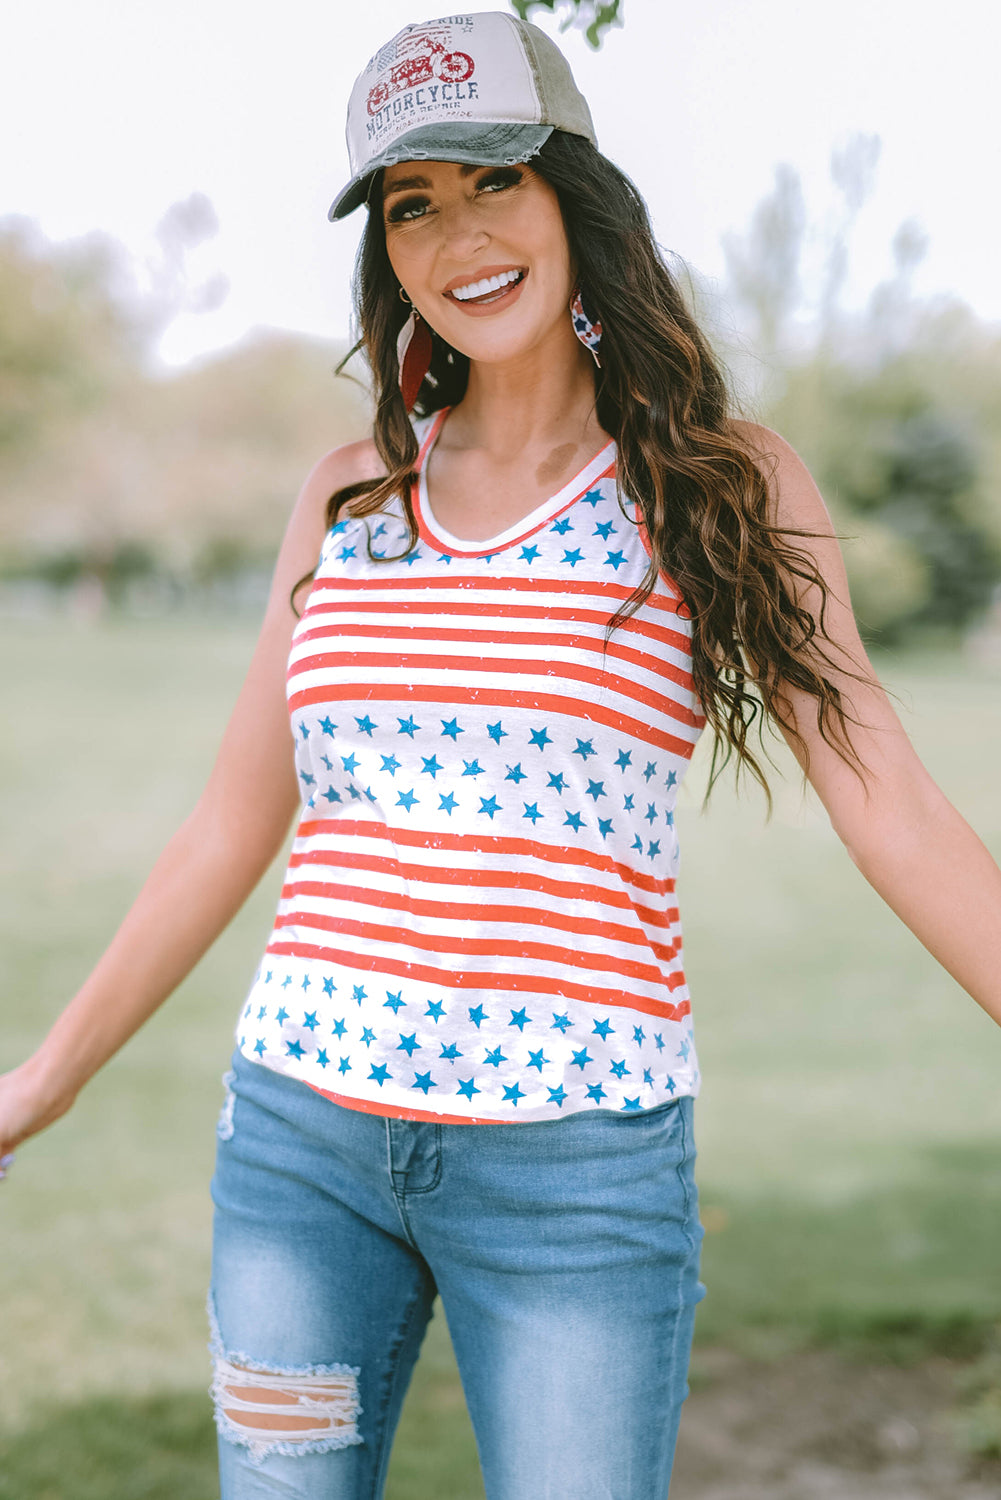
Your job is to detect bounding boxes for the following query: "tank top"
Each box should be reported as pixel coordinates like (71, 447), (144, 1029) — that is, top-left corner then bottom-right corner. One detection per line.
(234, 410), (705, 1122)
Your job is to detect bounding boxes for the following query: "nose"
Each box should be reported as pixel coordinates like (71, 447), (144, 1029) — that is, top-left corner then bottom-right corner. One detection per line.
(436, 197), (489, 260)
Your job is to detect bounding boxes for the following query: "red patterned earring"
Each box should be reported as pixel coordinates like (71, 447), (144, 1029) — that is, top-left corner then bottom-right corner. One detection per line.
(570, 285), (602, 368)
(396, 288), (434, 412)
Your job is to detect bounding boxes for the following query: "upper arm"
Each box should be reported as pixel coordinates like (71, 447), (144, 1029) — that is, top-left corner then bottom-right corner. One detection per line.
(732, 421), (941, 854)
(191, 438), (383, 864)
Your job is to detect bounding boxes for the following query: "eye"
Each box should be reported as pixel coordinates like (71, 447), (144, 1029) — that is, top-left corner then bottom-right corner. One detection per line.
(476, 167), (523, 194)
(385, 194), (430, 224)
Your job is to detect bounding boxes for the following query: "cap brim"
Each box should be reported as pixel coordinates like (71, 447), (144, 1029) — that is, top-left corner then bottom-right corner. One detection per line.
(327, 122), (554, 221)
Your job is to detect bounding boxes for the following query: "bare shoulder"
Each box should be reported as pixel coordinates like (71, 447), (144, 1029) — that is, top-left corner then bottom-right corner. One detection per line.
(727, 418), (801, 470)
(262, 437), (385, 619)
(299, 436), (385, 509)
(283, 436), (385, 550)
(727, 418), (831, 531)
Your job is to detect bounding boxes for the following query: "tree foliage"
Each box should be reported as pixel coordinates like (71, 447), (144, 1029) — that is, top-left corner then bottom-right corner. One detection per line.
(720, 137), (1001, 640)
(721, 164), (805, 357)
(509, 0), (622, 49)
(0, 214), (367, 599)
(3, 134), (1001, 638)
(0, 218), (145, 458)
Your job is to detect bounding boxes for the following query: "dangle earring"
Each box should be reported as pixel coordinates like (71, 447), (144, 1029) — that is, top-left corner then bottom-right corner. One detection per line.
(570, 285), (602, 368)
(396, 287), (434, 412)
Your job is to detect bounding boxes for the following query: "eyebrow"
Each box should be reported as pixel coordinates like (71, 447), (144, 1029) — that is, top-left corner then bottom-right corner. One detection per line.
(382, 163), (489, 197)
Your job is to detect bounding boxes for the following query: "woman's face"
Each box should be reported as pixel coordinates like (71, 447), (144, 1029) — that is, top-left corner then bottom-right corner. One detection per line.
(381, 159), (577, 367)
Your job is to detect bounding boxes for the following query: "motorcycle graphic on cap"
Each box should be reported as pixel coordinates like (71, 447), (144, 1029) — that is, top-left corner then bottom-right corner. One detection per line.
(367, 31), (475, 115)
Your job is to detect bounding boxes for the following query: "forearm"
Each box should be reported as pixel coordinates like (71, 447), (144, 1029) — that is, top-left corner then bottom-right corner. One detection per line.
(846, 795), (1001, 1027)
(27, 804), (291, 1104)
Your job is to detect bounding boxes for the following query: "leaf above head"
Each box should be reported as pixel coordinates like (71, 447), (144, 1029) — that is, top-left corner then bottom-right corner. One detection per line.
(509, 0), (624, 49)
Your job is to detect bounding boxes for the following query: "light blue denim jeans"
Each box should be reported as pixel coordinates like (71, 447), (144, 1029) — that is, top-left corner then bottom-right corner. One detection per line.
(209, 1046), (705, 1499)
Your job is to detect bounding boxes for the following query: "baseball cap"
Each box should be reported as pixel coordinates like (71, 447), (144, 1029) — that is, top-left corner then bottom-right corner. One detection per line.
(328, 11), (597, 221)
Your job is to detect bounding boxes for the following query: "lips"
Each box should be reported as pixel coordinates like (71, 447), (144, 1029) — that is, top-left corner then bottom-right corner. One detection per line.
(443, 265), (528, 307)
(451, 269), (524, 303)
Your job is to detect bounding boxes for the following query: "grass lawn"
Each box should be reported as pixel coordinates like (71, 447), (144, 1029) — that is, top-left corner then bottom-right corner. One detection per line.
(1, 613), (999, 1498)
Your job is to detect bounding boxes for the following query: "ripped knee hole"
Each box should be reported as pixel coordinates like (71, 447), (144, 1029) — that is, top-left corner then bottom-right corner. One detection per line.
(211, 1355), (361, 1442)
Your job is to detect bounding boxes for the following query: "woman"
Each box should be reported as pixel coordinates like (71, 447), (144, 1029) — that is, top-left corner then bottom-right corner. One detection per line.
(2, 12), (999, 1498)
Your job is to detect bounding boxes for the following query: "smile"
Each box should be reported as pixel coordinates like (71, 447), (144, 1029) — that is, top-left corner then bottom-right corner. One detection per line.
(446, 268), (527, 305)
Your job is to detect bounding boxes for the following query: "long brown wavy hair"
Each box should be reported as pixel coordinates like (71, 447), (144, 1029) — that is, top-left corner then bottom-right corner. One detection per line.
(311, 131), (865, 799)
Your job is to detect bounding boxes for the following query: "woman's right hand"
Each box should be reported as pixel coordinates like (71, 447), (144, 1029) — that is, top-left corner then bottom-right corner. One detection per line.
(0, 1058), (78, 1176)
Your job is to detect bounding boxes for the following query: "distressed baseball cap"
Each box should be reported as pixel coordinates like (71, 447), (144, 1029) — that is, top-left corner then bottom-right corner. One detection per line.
(328, 11), (597, 221)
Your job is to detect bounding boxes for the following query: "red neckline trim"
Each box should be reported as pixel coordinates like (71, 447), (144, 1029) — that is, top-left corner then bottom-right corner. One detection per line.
(411, 408), (617, 560)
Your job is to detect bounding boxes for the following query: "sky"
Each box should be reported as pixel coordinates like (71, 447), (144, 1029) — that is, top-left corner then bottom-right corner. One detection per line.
(2, 0), (998, 367)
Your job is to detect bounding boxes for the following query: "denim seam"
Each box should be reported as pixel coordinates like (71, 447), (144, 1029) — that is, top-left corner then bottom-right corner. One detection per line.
(396, 1123), (444, 1197)
(663, 1101), (701, 1404)
(384, 1122), (419, 1248)
(368, 1279), (433, 1500)
(385, 1123), (443, 1248)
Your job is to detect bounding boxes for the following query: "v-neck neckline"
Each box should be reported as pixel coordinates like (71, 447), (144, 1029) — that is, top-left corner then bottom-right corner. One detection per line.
(412, 408), (617, 559)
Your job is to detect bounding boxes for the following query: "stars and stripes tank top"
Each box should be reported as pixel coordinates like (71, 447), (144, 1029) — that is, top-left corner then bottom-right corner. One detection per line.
(234, 409), (706, 1122)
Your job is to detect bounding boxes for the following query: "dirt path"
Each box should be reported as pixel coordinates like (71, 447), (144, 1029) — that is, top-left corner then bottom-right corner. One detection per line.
(672, 1349), (1000, 1499)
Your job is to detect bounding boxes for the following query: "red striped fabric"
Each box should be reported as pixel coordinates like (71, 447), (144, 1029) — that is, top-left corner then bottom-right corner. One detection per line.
(235, 413), (704, 1122)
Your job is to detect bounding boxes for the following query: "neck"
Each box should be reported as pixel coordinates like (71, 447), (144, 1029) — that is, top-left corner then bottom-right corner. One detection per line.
(446, 322), (604, 458)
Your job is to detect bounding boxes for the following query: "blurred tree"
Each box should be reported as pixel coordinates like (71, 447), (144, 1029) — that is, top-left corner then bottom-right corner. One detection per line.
(0, 205), (370, 600)
(510, 0), (622, 48)
(718, 136), (1001, 641)
(768, 328), (1001, 639)
(0, 195), (226, 466)
(865, 217), (932, 363)
(0, 324), (369, 590)
(0, 218), (145, 458)
(769, 348), (1001, 639)
(145, 193), (229, 329)
(721, 163), (806, 359)
(819, 133), (882, 344)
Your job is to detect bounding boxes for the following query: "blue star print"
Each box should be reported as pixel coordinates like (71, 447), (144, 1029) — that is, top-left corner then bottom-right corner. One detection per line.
(240, 458), (703, 1125)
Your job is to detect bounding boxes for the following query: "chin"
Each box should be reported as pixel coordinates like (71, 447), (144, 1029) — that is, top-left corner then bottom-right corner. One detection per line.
(447, 320), (563, 369)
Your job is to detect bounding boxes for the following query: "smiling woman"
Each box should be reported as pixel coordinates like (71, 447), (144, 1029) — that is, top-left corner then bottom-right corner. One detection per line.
(384, 161), (572, 342)
(2, 10), (1000, 1500)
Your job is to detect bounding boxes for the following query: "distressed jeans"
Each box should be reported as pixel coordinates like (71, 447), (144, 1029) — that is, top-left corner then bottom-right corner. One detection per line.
(209, 1046), (704, 1499)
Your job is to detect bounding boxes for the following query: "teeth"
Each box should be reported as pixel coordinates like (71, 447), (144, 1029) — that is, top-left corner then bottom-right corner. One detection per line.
(451, 269), (522, 302)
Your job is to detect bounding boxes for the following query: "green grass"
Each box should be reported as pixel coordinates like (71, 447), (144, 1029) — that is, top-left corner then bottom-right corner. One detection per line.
(1, 615), (999, 1495)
